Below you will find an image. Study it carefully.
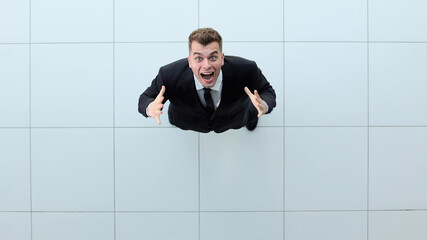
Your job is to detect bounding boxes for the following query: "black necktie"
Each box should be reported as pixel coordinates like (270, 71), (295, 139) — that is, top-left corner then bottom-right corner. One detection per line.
(203, 88), (215, 116)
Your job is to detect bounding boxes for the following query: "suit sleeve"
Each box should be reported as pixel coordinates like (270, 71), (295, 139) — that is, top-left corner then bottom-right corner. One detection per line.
(138, 68), (168, 117)
(254, 67), (276, 114)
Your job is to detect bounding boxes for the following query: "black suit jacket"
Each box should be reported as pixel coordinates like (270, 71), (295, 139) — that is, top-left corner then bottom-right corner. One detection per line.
(138, 56), (276, 133)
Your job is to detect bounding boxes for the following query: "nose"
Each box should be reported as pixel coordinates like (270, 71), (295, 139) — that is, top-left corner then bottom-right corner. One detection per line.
(202, 58), (211, 69)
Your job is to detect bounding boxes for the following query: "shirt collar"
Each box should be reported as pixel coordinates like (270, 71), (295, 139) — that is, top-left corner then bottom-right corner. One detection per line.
(194, 70), (223, 91)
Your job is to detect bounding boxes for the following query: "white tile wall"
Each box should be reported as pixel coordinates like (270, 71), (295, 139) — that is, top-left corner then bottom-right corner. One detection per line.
(285, 0), (367, 41)
(31, 0), (113, 43)
(0, 213), (31, 240)
(369, 43), (427, 126)
(369, 0), (427, 41)
(200, 129), (283, 211)
(31, 128), (114, 211)
(200, 212), (283, 240)
(285, 212), (367, 240)
(0, 45), (30, 127)
(32, 213), (114, 240)
(115, 128), (198, 211)
(1, 0), (427, 239)
(200, 0), (283, 41)
(115, 0), (198, 42)
(285, 127), (367, 211)
(369, 127), (427, 210)
(31, 44), (114, 127)
(0, 129), (30, 211)
(116, 213), (199, 240)
(285, 43), (368, 126)
(369, 211), (427, 240)
(0, 0), (29, 43)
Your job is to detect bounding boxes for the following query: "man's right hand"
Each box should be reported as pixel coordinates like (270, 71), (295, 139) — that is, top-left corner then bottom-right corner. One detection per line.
(147, 85), (165, 125)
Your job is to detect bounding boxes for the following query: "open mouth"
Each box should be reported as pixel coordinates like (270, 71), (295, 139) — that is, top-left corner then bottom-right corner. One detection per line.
(201, 72), (214, 82)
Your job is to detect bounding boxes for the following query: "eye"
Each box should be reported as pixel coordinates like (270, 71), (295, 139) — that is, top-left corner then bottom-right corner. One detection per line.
(210, 56), (217, 60)
(195, 57), (202, 61)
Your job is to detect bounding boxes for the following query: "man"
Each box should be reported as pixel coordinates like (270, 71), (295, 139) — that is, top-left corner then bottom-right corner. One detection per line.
(138, 28), (276, 133)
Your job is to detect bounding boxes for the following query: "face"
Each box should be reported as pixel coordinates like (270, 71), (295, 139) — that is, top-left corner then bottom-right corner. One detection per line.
(188, 41), (225, 88)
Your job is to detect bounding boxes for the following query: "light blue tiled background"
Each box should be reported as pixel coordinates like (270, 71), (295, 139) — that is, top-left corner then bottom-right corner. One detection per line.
(1, 0), (427, 239)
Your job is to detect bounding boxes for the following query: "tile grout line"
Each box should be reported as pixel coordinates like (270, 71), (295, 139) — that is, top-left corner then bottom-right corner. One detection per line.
(29, 0), (33, 239)
(367, 0), (371, 239)
(112, 0), (117, 239)
(3, 209), (425, 214)
(283, 0), (286, 239)
(2, 41), (427, 46)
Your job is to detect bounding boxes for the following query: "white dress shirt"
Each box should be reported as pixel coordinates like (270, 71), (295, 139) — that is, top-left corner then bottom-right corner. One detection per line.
(194, 70), (223, 109)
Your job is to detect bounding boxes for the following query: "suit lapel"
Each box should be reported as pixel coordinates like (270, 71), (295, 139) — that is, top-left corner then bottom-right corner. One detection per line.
(218, 62), (239, 107)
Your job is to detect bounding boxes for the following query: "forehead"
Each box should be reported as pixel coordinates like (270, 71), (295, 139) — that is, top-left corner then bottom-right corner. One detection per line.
(190, 41), (221, 55)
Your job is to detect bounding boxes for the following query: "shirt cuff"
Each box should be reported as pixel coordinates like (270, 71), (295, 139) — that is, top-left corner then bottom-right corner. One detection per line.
(146, 102), (152, 117)
(263, 100), (269, 112)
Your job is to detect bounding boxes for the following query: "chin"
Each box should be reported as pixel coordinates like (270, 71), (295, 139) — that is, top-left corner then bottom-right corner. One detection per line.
(202, 80), (216, 88)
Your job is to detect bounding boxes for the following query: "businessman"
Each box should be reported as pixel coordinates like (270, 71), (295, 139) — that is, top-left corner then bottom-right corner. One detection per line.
(138, 28), (276, 133)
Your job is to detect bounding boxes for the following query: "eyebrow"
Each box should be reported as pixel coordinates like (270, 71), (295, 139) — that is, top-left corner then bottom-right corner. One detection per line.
(193, 51), (219, 56)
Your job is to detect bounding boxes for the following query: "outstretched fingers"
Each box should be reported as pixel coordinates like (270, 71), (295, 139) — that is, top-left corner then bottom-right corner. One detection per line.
(150, 85), (166, 125)
(154, 109), (162, 125)
(244, 87), (266, 118)
(244, 87), (253, 97)
(156, 85), (166, 100)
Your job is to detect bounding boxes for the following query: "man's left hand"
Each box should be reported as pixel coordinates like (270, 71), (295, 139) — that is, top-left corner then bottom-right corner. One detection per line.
(244, 87), (267, 118)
